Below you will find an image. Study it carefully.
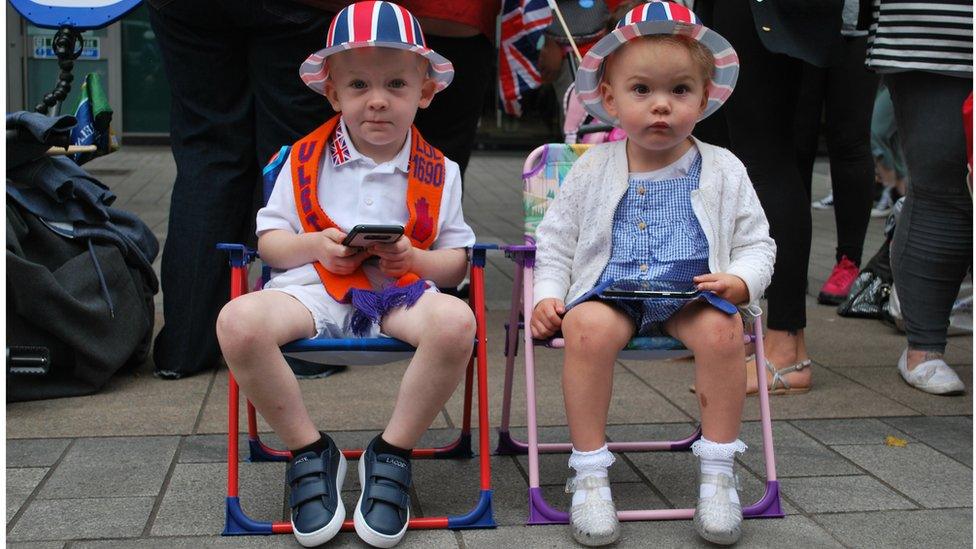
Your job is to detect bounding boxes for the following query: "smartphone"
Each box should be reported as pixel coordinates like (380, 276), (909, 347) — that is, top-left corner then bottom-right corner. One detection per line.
(341, 224), (404, 247)
(601, 279), (700, 299)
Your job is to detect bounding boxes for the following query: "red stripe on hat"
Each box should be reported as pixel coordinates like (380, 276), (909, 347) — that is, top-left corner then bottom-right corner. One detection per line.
(713, 50), (739, 68)
(327, 13), (338, 47)
(669, 4), (694, 24)
(619, 25), (639, 41)
(352, 1), (375, 42)
(396, 4), (415, 44)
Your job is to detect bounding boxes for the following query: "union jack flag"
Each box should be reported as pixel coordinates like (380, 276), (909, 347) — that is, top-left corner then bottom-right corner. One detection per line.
(330, 122), (351, 167)
(498, 0), (553, 116)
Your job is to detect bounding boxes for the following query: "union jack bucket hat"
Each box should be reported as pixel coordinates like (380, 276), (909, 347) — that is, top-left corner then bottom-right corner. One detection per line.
(574, 1), (739, 125)
(300, 1), (454, 96)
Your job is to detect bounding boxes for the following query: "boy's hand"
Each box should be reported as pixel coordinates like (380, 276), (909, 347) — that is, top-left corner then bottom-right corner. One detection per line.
(315, 228), (369, 275)
(693, 273), (749, 304)
(370, 236), (414, 278)
(531, 298), (565, 339)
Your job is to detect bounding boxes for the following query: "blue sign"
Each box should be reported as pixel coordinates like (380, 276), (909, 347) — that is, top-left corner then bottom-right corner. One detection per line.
(32, 36), (100, 59)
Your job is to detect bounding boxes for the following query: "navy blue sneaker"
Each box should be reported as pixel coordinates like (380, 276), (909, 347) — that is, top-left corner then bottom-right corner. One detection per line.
(354, 438), (412, 547)
(287, 435), (346, 547)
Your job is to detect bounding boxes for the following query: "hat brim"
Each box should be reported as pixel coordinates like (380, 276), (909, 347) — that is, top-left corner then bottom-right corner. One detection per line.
(574, 20), (739, 126)
(300, 41), (454, 96)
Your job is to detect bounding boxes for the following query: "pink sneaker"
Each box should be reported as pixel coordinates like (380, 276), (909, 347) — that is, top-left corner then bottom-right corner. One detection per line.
(818, 256), (859, 305)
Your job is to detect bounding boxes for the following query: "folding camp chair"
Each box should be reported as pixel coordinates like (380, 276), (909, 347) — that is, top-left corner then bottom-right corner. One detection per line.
(218, 146), (495, 536)
(495, 143), (784, 524)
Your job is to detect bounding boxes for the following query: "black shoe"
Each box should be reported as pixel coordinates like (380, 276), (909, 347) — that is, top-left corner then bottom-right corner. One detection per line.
(354, 437), (412, 547)
(287, 435), (346, 547)
(286, 356), (347, 380)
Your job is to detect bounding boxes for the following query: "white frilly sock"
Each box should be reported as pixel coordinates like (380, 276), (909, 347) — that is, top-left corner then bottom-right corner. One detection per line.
(691, 437), (747, 504)
(568, 444), (615, 506)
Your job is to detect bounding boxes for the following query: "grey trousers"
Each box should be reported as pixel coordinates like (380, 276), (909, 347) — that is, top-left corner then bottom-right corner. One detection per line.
(886, 71), (973, 353)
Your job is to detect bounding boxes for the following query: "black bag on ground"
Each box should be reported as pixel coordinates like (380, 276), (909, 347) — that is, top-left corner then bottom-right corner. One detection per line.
(6, 112), (159, 402)
(837, 198), (902, 319)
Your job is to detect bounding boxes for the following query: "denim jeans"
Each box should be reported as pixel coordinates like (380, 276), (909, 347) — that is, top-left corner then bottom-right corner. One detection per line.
(148, 0), (335, 377)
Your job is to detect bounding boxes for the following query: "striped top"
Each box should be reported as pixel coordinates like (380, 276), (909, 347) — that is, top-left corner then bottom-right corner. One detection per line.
(866, 0), (973, 76)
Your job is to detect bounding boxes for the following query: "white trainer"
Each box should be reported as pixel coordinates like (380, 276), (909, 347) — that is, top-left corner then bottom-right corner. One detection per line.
(566, 476), (620, 547)
(898, 349), (965, 395)
(693, 472), (742, 546)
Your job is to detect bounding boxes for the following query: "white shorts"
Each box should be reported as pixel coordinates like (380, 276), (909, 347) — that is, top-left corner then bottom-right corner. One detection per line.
(265, 282), (438, 339)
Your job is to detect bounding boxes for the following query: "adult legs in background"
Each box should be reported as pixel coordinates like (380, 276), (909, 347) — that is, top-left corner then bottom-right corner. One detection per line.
(412, 34), (494, 180)
(710, 0), (811, 390)
(886, 72), (973, 375)
(148, 1), (332, 378)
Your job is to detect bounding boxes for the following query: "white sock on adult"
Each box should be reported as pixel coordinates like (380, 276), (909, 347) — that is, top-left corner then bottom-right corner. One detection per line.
(691, 437), (747, 504)
(568, 444), (615, 506)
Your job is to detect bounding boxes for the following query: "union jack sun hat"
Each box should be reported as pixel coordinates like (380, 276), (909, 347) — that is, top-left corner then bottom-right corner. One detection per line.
(300, 1), (454, 96)
(575, 1), (739, 125)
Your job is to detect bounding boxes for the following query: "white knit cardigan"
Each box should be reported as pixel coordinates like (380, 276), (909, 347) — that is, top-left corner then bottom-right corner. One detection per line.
(533, 138), (776, 308)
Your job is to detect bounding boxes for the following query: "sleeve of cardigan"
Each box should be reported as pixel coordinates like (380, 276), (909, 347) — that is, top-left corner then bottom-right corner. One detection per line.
(723, 156), (777, 306)
(532, 150), (592, 307)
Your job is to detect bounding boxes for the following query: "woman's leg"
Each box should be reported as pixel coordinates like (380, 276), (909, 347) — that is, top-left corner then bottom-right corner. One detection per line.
(824, 36), (878, 265)
(666, 302), (746, 442)
(886, 72), (973, 365)
(560, 301), (635, 451)
(216, 290), (319, 450)
(711, 0), (812, 387)
(379, 293), (476, 449)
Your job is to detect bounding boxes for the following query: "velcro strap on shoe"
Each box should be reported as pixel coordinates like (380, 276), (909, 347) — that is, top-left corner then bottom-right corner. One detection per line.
(371, 460), (411, 487)
(699, 473), (737, 489)
(367, 483), (410, 509)
(286, 456), (327, 484)
(565, 475), (610, 493)
(288, 478), (330, 508)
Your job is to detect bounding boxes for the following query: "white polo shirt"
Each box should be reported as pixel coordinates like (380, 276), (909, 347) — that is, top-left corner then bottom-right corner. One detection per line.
(256, 118), (475, 290)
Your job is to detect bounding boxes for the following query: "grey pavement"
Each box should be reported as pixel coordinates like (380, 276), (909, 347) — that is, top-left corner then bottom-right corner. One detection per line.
(6, 146), (973, 548)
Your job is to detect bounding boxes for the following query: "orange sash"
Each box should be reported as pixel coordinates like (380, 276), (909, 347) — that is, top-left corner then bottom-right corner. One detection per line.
(290, 114), (446, 302)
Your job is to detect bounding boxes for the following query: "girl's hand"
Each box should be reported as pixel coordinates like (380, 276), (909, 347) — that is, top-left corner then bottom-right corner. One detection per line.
(370, 236), (414, 278)
(693, 273), (749, 304)
(531, 298), (565, 339)
(315, 228), (369, 275)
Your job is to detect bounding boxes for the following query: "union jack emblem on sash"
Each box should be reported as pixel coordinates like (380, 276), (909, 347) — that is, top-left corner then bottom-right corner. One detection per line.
(330, 124), (351, 167)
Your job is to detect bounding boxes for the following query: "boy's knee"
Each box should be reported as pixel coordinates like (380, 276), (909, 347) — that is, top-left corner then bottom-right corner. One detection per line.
(216, 300), (267, 357)
(425, 299), (476, 348)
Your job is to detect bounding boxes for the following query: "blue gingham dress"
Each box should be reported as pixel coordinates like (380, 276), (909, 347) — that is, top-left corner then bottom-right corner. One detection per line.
(595, 152), (711, 334)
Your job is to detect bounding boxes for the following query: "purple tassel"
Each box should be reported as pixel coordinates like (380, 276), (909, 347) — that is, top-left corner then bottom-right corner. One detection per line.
(348, 280), (427, 337)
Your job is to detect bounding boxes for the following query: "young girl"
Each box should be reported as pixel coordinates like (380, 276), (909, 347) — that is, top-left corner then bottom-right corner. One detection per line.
(530, 3), (776, 546)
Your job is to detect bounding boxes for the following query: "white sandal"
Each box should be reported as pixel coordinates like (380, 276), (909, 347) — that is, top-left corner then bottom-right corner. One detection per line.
(693, 472), (742, 546)
(566, 475), (620, 546)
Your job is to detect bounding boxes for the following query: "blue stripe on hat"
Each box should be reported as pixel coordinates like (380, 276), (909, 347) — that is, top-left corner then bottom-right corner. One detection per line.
(332, 8), (349, 46)
(375, 2), (401, 43)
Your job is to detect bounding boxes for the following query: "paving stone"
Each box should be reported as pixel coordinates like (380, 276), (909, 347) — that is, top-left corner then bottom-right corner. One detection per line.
(178, 434), (250, 463)
(7, 543), (66, 549)
(833, 443), (972, 508)
(835, 365), (973, 416)
(150, 462), (284, 537)
(6, 439), (71, 467)
(7, 497), (154, 541)
(815, 509), (972, 549)
(515, 452), (643, 485)
(882, 416), (973, 466)
(6, 371), (211, 438)
(739, 422), (860, 478)
(790, 418), (913, 446)
(37, 437), (179, 499)
(779, 475), (916, 513)
(74, 532), (458, 548)
(7, 468), (48, 523)
(624, 360), (915, 420)
(461, 514), (841, 548)
(539, 481), (667, 514)
(412, 456), (527, 527)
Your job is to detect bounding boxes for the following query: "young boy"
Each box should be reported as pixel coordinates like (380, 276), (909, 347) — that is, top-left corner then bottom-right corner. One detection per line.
(531, 2), (775, 546)
(215, 3), (475, 547)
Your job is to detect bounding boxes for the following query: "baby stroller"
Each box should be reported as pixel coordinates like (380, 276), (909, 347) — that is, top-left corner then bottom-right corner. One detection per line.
(545, 0), (626, 144)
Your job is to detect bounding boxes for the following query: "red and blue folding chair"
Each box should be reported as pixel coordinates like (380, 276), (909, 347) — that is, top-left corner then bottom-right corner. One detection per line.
(218, 146), (496, 536)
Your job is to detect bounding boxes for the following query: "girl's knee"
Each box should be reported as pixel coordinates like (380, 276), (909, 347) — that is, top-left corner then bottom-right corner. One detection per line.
(562, 306), (629, 350)
(692, 312), (744, 355)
